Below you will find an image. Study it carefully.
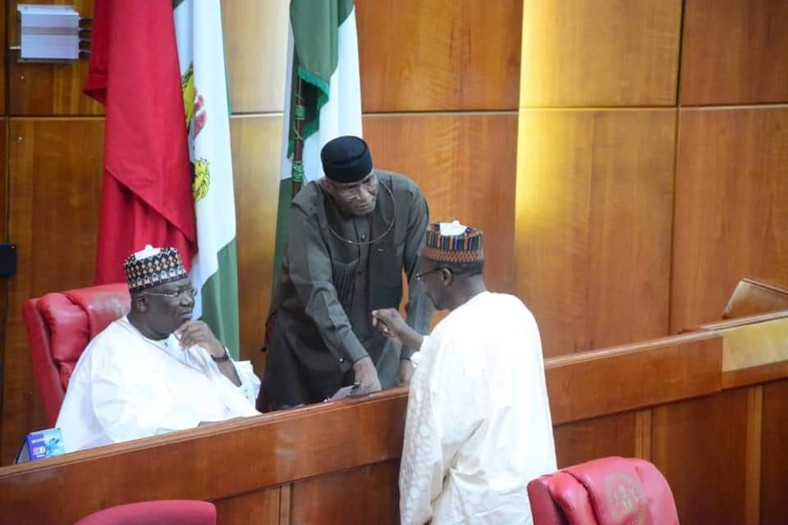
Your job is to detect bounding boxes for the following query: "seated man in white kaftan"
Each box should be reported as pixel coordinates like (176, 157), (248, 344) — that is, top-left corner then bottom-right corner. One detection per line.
(56, 245), (260, 452)
(372, 222), (557, 525)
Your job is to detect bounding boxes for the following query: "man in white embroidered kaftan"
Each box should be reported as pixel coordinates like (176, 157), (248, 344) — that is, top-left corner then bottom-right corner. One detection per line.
(372, 222), (556, 525)
(56, 245), (259, 452)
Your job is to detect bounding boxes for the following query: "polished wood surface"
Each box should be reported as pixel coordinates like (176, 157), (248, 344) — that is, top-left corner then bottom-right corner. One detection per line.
(1, 312), (787, 524)
(545, 332), (721, 424)
(1, 119), (104, 464)
(671, 108), (788, 333)
(761, 379), (788, 525)
(723, 278), (788, 319)
(520, 0), (681, 106)
(680, 0), (788, 105)
(230, 115), (283, 368)
(223, 0), (288, 114)
(652, 388), (750, 525)
(364, 113), (518, 293)
(515, 110), (675, 356)
(357, 0), (522, 111)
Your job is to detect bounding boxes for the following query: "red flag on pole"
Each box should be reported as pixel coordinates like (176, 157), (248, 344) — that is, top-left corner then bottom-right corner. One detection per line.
(85, 0), (196, 284)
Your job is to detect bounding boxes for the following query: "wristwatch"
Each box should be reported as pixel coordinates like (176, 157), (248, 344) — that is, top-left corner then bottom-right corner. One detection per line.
(211, 346), (231, 363)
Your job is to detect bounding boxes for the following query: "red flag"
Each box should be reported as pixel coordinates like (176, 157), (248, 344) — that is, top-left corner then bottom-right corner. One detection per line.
(85, 0), (196, 284)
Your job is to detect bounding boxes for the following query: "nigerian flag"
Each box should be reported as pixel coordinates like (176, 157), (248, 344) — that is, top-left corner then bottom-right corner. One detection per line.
(174, 0), (240, 358)
(274, 0), (363, 277)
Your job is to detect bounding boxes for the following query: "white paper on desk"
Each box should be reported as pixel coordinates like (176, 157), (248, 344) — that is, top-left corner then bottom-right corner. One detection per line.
(328, 384), (357, 401)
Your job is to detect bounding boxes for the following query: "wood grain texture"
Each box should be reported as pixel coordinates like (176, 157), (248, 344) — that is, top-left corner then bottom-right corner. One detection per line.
(364, 113), (518, 293)
(520, 0), (681, 107)
(0, 390), (409, 524)
(545, 332), (721, 424)
(671, 108), (788, 333)
(553, 412), (637, 469)
(515, 110), (675, 356)
(680, 0), (788, 105)
(291, 461), (400, 525)
(652, 388), (750, 525)
(761, 379), (788, 525)
(223, 0), (288, 114)
(1, 119), (104, 464)
(230, 116), (282, 368)
(7, 1), (103, 115)
(357, 0), (522, 111)
(213, 487), (281, 525)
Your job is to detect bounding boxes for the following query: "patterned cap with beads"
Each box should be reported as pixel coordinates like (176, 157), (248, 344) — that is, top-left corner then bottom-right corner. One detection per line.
(422, 221), (484, 264)
(123, 245), (188, 293)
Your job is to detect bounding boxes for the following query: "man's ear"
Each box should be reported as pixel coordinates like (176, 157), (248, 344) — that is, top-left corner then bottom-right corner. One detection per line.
(440, 268), (453, 286)
(132, 293), (149, 312)
(320, 178), (333, 195)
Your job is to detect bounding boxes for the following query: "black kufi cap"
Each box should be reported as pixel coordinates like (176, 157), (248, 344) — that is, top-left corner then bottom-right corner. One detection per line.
(320, 136), (373, 183)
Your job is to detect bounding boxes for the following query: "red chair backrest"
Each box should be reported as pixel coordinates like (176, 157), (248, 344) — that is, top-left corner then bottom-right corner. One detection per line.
(74, 499), (216, 525)
(22, 283), (130, 426)
(527, 456), (680, 525)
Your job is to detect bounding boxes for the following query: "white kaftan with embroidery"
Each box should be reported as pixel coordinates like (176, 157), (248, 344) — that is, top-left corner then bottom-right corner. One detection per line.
(400, 292), (556, 525)
(56, 316), (260, 452)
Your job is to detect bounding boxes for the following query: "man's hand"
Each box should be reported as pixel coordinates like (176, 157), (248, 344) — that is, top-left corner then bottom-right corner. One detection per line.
(176, 320), (224, 359)
(351, 356), (382, 396)
(372, 309), (424, 351)
(398, 359), (415, 385)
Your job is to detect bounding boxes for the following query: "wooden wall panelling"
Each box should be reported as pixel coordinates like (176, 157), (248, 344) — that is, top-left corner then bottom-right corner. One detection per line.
(680, 0), (788, 105)
(222, 0), (288, 114)
(0, 0), (6, 114)
(545, 332), (721, 424)
(230, 115), (282, 366)
(520, 0), (682, 107)
(553, 411), (638, 469)
(760, 379), (788, 524)
(7, 1), (103, 115)
(514, 109), (676, 357)
(356, 0), (522, 112)
(671, 108), (788, 333)
(363, 113), (518, 293)
(652, 388), (751, 525)
(290, 461), (400, 525)
(213, 487), (281, 525)
(1, 118), (104, 465)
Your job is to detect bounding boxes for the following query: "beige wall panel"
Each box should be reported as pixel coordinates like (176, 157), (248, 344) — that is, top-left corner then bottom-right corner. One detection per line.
(1, 119), (104, 464)
(357, 0), (522, 112)
(520, 0), (681, 107)
(515, 110), (675, 357)
(652, 389), (750, 525)
(223, 0), (288, 114)
(554, 412), (637, 469)
(231, 116), (282, 369)
(681, 0), (788, 106)
(364, 113), (518, 294)
(671, 108), (788, 332)
(760, 379), (788, 524)
(8, 0), (103, 116)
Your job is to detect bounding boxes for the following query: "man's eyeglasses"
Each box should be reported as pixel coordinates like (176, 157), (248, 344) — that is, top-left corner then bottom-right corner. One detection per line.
(142, 288), (197, 300)
(415, 267), (447, 281)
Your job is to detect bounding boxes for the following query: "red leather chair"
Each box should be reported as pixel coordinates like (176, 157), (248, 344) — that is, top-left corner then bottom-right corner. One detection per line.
(74, 500), (216, 525)
(527, 456), (680, 525)
(22, 283), (130, 426)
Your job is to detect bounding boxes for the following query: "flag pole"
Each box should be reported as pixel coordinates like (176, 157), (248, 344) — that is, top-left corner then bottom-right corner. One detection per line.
(290, 74), (306, 197)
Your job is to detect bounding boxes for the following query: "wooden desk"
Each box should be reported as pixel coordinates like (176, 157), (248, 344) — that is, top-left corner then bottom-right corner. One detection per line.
(1, 313), (787, 524)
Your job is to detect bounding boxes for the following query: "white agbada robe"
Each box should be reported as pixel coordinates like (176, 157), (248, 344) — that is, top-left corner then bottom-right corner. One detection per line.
(399, 291), (556, 525)
(57, 316), (260, 452)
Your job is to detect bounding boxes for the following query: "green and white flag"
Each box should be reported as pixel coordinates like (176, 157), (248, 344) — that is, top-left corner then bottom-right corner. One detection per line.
(274, 0), (363, 276)
(174, 0), (240, 358)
